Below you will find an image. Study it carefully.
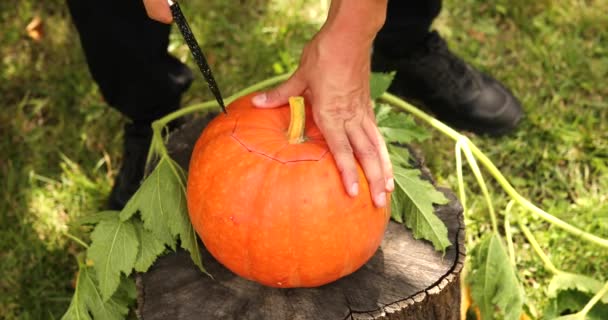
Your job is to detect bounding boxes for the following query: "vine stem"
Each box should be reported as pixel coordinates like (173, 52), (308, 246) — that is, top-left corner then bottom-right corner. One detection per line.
(580, 281), (608, 316)
(146, 73), (292, 165)
(380, 92), (608, 249)
(455, 140), (467, 215)
(155, 73), (292, 127)
(459, 137), (498, 234)
(516, 216), (561, 275)
(504, 200), (516, 266)
(64, 232), (90, 249)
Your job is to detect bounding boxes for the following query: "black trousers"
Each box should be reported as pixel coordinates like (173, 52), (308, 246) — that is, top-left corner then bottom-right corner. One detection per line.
(67, 0), (441, 124)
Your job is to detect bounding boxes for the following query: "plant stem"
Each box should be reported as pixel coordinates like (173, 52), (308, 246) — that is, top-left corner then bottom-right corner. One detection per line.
(459, 138), (498, 234)
(504, 200), (516, 266)
(381, 92), (608, 249)
(64, 232), (89, 249)
(147, 73), (292, 166)
(287, 96), (306, 144)
(155, 73), (291, 127)
(517, 217), (560, 275)
(455, 140), (467, 215)
(580, 281), (608, 315)
(468, 141), (608, 248)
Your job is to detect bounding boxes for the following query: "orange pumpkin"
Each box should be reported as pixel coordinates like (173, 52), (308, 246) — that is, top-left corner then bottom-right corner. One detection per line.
(187, 93), (391, 288)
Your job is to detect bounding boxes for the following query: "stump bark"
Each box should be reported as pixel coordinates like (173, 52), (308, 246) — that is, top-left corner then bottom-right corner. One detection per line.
(136, 115), (465, 320)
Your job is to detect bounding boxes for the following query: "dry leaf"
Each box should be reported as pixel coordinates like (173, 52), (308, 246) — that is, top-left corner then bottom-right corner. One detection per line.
(26, 16), (44, 41)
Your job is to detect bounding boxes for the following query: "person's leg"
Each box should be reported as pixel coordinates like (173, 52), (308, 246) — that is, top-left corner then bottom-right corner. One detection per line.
(67, 0), (192, 209)
(372, 0), (523, 135)
(374, 0), (442, 57)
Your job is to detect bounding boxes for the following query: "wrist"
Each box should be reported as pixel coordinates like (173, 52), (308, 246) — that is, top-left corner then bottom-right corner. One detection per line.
(324, 0), (387, 42)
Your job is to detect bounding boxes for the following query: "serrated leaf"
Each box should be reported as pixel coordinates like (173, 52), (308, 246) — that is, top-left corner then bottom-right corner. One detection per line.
(71, 211), (117, 227)
(87, 216), (138, 301)
(374, 103), (393, 123)
(120, 157), (205, 273)
(388, 144), (411, 168)
(177, 213), (205, 273)
(389, 183), (406, 223)
(133, 221), (167, 272)
(62, 264), (134, 320)
(119, 158), (177, 248)
(549, 272), (608, 304)
(370, 71), (395, 100)
(392, 166), (451, 252)
(545, 290), (608, 320)
(378, 112), (430, 144)
(468, 234), (524, 320)
(62, 270), (92, 320)
(166, 159), (206, 273)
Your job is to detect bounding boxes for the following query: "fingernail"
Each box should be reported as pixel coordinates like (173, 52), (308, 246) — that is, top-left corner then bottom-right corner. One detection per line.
(349, 183), (359, 197)
(386, 178), (394, 192)
(375, 192), (386, 208)
(252, 93), (267, 106)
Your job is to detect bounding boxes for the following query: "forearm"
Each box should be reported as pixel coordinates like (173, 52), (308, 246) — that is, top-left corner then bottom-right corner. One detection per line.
(324, 0), (388, 44)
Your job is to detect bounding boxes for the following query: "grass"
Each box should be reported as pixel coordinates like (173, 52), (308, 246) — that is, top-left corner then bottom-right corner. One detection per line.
(0, 0), (606, 319)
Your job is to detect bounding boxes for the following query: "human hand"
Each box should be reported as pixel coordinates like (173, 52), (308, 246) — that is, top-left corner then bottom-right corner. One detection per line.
(143, 0), (172, 23)
(252, 1), (392, 208)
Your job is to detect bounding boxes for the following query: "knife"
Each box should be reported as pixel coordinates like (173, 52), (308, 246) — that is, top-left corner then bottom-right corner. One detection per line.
(168, 0), (227, 113)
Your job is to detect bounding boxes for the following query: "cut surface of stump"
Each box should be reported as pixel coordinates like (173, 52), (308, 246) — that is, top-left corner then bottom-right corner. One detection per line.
(137, 115), (465, 320)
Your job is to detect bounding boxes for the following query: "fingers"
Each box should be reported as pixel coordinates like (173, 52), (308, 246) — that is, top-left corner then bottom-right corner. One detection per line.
(143, 0), (173, 24)
(363, 118), (394, 192)
(317, 120), (360, 198)
(347, 120), (388, 208)
(315, 105), (391, 208)
(252, 71), (306, 108)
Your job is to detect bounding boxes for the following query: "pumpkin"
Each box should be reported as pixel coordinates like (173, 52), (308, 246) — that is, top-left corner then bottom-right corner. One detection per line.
(186, 93), (391, 288)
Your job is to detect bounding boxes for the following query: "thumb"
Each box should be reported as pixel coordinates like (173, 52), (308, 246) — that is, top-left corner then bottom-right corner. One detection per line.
(143, 0), (173, 24)
(252, 71), (306, 108)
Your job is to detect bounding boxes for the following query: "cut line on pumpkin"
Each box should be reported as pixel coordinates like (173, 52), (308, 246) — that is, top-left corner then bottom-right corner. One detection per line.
(230, 117), (329, 164)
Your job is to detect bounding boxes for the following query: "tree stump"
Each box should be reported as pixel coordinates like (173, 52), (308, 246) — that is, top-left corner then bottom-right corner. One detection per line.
(136, 115), (465, 320)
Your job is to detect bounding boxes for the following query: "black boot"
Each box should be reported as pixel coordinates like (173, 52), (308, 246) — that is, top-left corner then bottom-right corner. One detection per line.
(106, 123), (152, 210)
(372, 31), (523, 136)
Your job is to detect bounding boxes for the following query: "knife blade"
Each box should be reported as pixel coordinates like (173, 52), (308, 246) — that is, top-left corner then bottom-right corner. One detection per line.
(168, 0), (227, 113)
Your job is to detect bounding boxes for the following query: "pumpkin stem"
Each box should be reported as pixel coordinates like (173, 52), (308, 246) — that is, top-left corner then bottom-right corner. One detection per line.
(287, 96), (306, 144)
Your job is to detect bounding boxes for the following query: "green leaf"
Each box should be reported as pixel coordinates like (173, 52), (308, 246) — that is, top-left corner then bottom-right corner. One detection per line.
(374, 102), (430, 144)
(392, 166), (451, 252)
(62, 269), (92, 320)
(71, 211), (118, 227)
(373, 103), (394, 123)
(167, 159), (206, 273)
(549, 272), (608, 304)
(370, 71), (395, 100)
(390, 182), (406, 223)
(544, 290), (608, 320)
(62, 263), (134, 320)
(119, 158), (178, 247)
(378, 111), (431, 144)
(468, 234), (524, 320)
(387, 144), (411, 168)
(87, 215), (139, 301)
(119, 157), (205, 273)
(133, 220), (167, 272)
